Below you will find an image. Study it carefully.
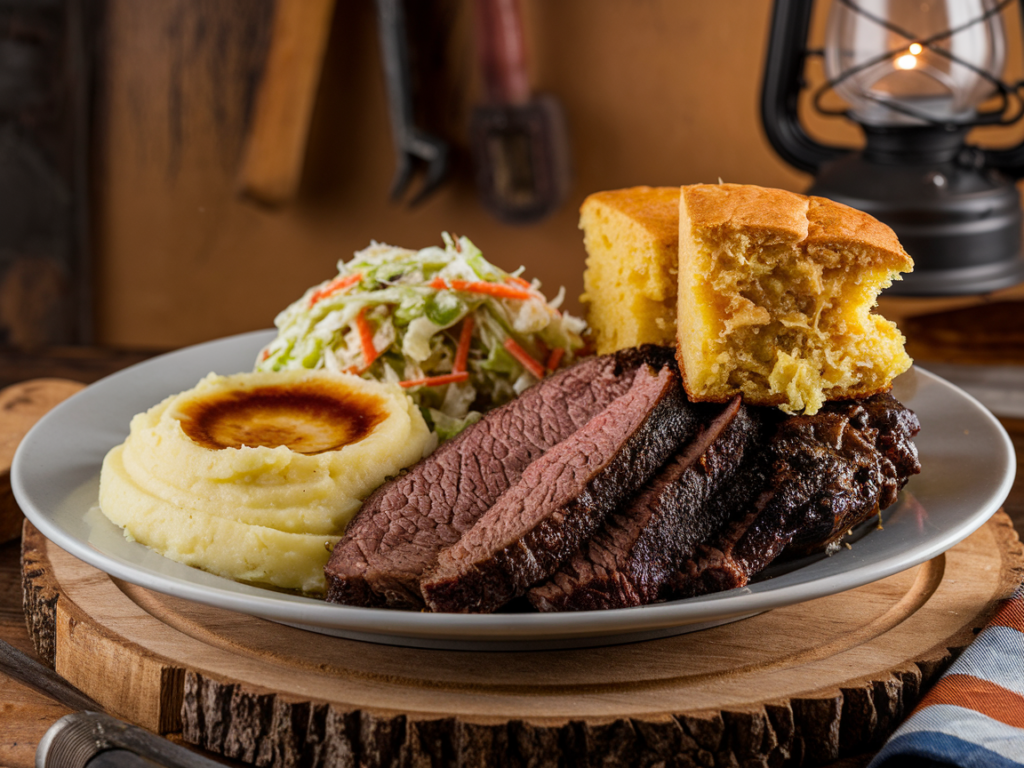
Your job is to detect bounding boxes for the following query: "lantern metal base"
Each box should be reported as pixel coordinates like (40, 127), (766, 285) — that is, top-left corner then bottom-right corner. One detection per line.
(808, 139), (1024, 297)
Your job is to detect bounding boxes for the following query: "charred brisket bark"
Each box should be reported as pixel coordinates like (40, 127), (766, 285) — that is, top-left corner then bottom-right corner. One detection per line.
(325, 346), (675, 609)
(528, 397), (759, 611)
(786, 395), (921, 553)
(420, 365), (704, 613)
(672, 392), (921, 597)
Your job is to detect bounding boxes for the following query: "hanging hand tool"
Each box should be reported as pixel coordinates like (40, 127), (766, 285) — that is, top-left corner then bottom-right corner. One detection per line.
(470, 0), (571, 224)
(374, 0), (450, 205)
(237, 0), (337, 206)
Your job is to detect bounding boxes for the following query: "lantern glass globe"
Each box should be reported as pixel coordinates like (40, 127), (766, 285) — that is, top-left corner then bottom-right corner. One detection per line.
(824, 0), (1007, 126)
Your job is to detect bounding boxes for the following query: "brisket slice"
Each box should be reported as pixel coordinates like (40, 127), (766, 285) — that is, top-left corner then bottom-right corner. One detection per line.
(325, 346), (675, 609)
(785, 394), (921, 554)
(420, 365), (702, 614)
(672, 392), (922, 597)
(528, 397), (758, 612)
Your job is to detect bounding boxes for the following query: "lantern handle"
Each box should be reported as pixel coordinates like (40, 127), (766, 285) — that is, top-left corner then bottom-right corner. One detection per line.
(761, 0), (849, 175)
(979, 2), (1024, 178)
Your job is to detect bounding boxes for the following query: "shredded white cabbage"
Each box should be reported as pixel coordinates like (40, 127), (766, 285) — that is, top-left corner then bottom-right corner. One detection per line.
(255, 234), (587, 441)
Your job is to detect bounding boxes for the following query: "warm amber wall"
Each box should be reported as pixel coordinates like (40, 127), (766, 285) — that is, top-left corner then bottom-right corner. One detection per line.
(93, 0), (822, 349)
(95, 0), (1024, 350)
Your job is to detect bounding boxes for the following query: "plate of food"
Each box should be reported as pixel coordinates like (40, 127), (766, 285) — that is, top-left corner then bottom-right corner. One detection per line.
(11, 184), (1017, 650)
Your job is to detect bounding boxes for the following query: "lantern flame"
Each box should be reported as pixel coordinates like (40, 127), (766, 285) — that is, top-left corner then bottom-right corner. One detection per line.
(895, 53), (918, 70)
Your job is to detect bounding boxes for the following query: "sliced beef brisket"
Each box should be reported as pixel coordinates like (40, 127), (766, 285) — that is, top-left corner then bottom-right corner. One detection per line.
(672, 392), (921, 597)
(420, 365), (705, 613)
(325, 346), (675, 609)
(785, 394), (921, 554)
(528, 397), (759, 611)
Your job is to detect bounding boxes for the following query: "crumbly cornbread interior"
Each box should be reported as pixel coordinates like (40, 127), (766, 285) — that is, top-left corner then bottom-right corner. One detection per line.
(580, 186), (680, 354)
(676, 183), (913, 414)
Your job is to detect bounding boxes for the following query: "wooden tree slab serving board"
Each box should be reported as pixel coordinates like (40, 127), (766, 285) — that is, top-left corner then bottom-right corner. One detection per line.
(0, 379), (85, 544)
(21, 512), (1024, 768)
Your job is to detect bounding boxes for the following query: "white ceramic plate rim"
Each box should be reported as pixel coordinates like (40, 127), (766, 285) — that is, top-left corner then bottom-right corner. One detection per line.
(11, 330), (1017, 648)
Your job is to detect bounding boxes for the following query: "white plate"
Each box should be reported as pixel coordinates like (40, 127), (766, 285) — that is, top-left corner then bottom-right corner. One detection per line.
(11, 330), (1016, 650)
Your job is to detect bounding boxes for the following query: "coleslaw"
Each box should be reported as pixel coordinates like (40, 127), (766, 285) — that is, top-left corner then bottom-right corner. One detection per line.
(255, 234), (587, 441)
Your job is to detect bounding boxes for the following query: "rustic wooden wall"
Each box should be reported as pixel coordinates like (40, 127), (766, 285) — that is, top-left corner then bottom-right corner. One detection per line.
(90, 0), (1024, 351)
(0, 0), (93, 348)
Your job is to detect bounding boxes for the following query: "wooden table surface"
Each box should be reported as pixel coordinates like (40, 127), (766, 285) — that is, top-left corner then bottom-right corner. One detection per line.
(1, 296), (1023, 767)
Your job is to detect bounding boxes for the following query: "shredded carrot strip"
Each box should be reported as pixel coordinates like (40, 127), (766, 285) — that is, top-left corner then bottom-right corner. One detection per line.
(546, 346), (564, 372)
(399, 371), (470, 388)
(506, 275), (532, 290)
(453, 316), (474, 373)
(309, 273), (362, 306)
(260, 348), (271, 362)
(354, 307), (378, 367)
(504, 338), (546, 379)
(430, 277), (532, 301)
(457, 280), (533, 300)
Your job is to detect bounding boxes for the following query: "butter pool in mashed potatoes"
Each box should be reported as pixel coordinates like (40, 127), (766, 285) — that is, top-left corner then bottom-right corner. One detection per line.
(98, 369), (432, 593)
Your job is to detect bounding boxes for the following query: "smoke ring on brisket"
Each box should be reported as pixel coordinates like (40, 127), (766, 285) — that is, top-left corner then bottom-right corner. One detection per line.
(325, 346), (676, 610)
(420, 365), (708, 613)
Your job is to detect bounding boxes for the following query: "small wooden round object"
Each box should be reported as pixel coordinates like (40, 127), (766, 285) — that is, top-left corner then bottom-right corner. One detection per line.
(0, 379), (84, 543)
(21, 512), (1023, 768)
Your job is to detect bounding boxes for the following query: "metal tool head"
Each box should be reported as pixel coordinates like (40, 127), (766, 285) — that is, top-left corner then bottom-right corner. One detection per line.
(470, 93), (571, 224)
(36, 712), (224, 768)
(0, 638), (220, 767)
(376, 0), (451, 206)
(388, 127), (450, 206)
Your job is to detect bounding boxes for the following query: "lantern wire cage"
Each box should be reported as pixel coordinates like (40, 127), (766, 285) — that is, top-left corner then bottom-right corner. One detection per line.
(808, 0), (1024, 129)
(761, 0), (1024, 295)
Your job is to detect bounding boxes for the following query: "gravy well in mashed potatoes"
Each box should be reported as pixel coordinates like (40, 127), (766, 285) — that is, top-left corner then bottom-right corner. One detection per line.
(98, 369), (432, 593)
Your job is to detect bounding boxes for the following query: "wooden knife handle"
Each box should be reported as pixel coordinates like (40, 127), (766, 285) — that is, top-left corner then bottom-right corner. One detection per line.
(237, 0), (337, 206)
(474, 0), (530, 106)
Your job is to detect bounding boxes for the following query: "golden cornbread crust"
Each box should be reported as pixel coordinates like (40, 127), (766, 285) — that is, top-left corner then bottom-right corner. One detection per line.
(806, 197), (913, 271)
(679, 183), (810, 244)
(580, 187), (680, 354)
(584, 186), (681, 246)
(676, 183), (913, 414)
(679, 184), (912, 270)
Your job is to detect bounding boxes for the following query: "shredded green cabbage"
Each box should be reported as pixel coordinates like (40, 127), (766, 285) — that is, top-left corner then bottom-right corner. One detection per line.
(255, 234), (587, 440)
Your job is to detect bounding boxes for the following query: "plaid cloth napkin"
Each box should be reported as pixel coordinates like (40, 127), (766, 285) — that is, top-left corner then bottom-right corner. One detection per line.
(869, 584), (1024, 768)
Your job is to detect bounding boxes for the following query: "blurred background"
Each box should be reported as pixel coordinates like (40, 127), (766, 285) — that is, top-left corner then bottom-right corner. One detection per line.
(3, 0), (1024, 357)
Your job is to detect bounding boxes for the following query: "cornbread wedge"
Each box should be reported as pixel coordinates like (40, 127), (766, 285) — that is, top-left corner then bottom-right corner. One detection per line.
(676, 183), (913, 414)
(580, 186), (680, 354)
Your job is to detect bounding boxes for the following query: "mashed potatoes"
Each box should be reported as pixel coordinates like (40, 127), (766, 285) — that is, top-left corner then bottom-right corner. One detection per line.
(98, 369), (432, 593)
